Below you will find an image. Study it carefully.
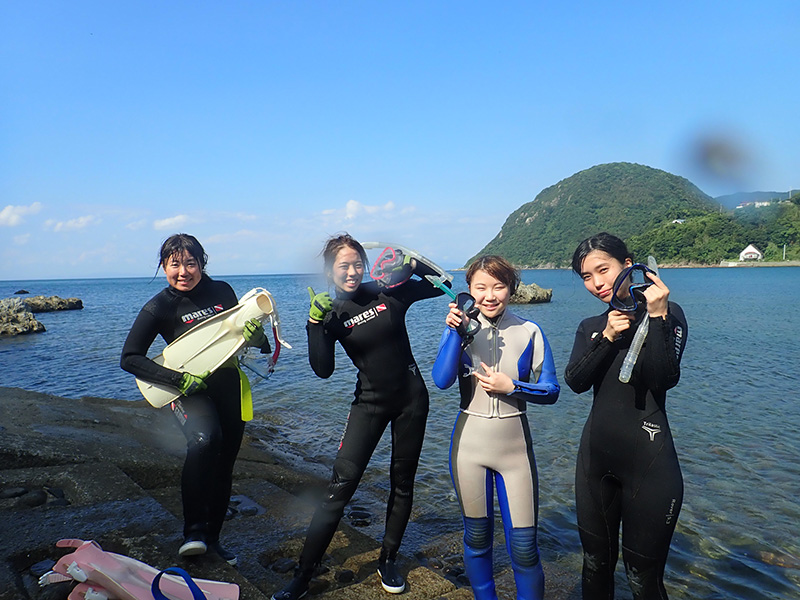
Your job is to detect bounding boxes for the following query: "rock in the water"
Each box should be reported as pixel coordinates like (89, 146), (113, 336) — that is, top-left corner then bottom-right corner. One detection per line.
(510, 282), (552, 304)
(0, 298), (46, 336)
(14, 290), (29, 295)
(22, 295), (83, 312)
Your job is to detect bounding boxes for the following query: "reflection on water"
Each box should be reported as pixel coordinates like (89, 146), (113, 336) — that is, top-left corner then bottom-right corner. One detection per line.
(2, 267), (799, 598)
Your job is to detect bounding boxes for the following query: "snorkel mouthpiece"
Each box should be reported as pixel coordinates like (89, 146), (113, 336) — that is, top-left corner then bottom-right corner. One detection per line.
(610, 263), (655, 312)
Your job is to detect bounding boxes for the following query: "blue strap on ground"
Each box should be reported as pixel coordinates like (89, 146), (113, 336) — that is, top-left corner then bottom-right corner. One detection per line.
(151, 566), (207, 600)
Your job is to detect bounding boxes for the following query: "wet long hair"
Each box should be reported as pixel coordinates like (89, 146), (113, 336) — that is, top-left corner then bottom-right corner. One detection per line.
(466, 255), (520, 295)
(571, 232), (633, 274)
(321, 233), (369, 279)
(158, 233), (208, 273)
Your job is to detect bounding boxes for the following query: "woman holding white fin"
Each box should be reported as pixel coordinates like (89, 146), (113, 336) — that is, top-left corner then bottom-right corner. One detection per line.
(121, 233), (271, 565)
(432, 255), (559, 600)
(565, 232), (688, 599)
(272, 233), (449, 600)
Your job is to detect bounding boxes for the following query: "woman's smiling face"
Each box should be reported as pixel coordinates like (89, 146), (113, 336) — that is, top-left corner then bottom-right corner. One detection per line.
(580, 250), (632, 303)
(163, 250), (202, 292)
(469, 269), (510, 319)
(330, 246), (365, 294)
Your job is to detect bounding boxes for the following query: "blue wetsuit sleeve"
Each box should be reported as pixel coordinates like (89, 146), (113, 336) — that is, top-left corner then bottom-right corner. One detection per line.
(306, 320), (337, 378)
(638, 302), (688, 392)
(432, 327), (462, 389)
(508, 328), (560, 405)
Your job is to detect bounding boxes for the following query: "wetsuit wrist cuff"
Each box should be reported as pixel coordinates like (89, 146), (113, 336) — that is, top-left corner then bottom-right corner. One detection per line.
(507, 381), (522, 396)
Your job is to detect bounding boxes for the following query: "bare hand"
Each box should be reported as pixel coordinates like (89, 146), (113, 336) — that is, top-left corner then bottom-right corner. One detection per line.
(473, 362), (515, 395)
(603, 310), (634, 341)
(445, 303), (463, 329)
(642, 271), (669, 318)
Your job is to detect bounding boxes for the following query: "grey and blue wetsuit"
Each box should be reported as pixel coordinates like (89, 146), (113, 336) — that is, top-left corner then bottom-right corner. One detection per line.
(565, 302), (687, 600)
(432, 310), (559, 600)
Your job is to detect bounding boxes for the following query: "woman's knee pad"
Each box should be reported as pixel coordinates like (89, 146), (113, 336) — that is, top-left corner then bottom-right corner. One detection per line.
(464, 516), (492, 550)
(508, 527), (540, 568)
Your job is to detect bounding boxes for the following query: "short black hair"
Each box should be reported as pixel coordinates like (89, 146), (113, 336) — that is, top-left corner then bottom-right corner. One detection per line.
(571, 232), (633, 274)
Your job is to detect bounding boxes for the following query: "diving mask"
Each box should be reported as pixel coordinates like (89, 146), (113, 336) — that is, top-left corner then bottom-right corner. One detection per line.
(610, 263), (655, 312)
(455, 292), (481, 338)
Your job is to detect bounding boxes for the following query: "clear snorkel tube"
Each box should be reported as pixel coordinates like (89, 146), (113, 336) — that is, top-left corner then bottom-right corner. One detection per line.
(617, 256), (658, 383)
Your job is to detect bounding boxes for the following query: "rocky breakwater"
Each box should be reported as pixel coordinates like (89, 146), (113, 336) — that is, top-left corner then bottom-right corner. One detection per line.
(0, 295), (83, 336)
(23, 295), (84, 313)
(510, 282), (553, 304)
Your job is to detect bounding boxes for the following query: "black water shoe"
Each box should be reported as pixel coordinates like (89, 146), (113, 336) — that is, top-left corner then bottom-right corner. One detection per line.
(178, 534), (207, 557)
(377, 558), (405, 594)
(271, 576), (309, 600)
(208, 541), (238, 566)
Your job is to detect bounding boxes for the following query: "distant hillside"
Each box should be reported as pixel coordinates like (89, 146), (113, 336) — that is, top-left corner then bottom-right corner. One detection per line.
(715, 191), (797, 210)
(471, 162), (720, 267)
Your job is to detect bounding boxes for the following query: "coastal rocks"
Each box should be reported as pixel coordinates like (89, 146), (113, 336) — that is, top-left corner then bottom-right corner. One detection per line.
(510, 282), (553, 304)
(0, 295), (83, 336)
(23, 295), (83, 313)
(0, 298), (46, 336)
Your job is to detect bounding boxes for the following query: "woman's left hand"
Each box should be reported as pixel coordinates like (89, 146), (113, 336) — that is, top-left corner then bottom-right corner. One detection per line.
(643, 271), (669, 318)
(473, 362), (515, 395)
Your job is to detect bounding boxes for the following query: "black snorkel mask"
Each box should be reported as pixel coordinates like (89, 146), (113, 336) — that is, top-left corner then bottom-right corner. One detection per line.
(455, 292), (481, 341)
(610, 263), (655, 312)
(370, 247), (413, 289)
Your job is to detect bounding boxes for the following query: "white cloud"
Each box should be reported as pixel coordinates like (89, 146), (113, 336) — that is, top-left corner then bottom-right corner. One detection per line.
(126, 219), (148, 230)
(45, 215), (99, 232)
(154, 215), (190, 230)
(13, 234), (31, 244)
(0, 202), (42, 227)
(343, 199), (396, 220)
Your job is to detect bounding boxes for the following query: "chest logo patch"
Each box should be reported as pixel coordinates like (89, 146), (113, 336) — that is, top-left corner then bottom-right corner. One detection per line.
(181, 304), (225, 324)
(344, 304), (387, 329)
(642, 421), (662, 442)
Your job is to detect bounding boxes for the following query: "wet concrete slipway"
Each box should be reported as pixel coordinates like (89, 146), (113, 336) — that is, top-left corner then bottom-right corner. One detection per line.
(0, 387), (580, 600)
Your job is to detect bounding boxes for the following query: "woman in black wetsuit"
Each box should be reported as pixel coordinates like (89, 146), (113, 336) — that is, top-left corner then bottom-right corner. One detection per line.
(272, 233), (448, 600)
(121, 234), (270, 566)
(565, 233), (688, 600)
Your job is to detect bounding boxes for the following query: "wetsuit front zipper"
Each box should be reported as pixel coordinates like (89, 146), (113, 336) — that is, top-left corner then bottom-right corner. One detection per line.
(490, 319), (500, 417)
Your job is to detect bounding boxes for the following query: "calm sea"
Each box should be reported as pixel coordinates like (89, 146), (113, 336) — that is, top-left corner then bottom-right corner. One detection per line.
(2, 268), (799, 599)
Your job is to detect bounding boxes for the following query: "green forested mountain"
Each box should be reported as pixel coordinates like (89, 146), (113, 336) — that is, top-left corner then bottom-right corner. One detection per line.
(628, 193), (800, 263)
(471, 162), (720, 267)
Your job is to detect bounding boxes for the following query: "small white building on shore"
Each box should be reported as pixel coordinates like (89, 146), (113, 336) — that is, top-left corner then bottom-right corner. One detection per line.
(739, 244), (763, 261)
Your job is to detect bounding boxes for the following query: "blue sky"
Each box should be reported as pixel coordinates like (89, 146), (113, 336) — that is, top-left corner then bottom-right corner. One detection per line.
(2, 1), (798, 280)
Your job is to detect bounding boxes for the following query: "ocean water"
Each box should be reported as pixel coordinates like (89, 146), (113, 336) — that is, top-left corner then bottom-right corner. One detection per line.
(2, 267), (799, 599)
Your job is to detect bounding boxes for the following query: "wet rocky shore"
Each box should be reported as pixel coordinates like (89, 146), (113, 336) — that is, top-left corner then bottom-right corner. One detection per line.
(0, 386), (580, 600)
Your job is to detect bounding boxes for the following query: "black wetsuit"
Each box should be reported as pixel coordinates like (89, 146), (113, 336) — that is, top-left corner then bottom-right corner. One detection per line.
(120, 275), (244, 542)
(564, 303), (687, 600)
(298, 269), (445, 572)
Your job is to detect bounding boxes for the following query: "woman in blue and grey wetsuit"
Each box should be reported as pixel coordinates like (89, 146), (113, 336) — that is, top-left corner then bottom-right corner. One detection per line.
(565, 232), (688, 600)
(272, 233), (449, 600)
(432, 255), (559, 600)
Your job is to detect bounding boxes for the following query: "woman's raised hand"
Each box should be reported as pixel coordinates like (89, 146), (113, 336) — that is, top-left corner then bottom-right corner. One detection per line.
(643, 271), (669, 318)
(445, 302), (463, 329)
